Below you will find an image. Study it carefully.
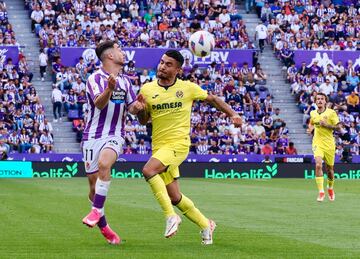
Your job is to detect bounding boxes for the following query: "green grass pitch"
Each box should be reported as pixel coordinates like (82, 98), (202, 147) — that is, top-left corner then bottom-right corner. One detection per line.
(1, 178), (360, 258)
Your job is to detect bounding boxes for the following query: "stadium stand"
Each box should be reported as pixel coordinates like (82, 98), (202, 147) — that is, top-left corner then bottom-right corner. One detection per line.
(261, 0), (360, 155)
(20, 0), (299, 155)
(5, 0), (356, 156)
(0, 0), (55, 156)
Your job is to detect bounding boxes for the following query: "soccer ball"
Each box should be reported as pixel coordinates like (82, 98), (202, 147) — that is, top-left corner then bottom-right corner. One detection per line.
(188, 30), (215, 57)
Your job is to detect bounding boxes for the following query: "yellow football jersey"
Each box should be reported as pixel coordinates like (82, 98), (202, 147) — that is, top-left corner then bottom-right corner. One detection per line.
(140, 79), (208, 151)
(310, 108), (339, 150)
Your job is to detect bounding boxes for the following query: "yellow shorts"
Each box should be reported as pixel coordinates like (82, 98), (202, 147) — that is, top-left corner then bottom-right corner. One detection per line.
(152, 147), (188, 185)
(313, 145), (335, 166)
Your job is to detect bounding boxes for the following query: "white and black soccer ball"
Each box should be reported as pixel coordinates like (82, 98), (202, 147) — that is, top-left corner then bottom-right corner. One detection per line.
(188, 30), (215, 57)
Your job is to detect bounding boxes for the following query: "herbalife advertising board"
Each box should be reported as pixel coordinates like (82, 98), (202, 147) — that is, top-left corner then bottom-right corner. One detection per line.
(27, 162), (360, 179)
(1, 161), (359, 179)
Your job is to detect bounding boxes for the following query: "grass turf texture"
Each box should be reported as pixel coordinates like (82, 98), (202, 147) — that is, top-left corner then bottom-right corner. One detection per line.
(1, 178), (359, 258)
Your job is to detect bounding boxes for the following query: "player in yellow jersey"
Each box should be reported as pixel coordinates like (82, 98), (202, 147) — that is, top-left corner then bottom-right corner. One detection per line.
(307, 92), (341, 202)
(136, 50), (242, 245)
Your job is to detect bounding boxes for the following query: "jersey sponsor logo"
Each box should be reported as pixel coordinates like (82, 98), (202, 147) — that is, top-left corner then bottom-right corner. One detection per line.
(176, 90), (184, 98)
(110, 89), (126, 104)
(152, 102), (183, 110)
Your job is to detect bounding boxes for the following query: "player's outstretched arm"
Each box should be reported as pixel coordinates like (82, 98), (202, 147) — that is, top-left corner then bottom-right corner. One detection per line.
(94, 74), (116, 110)
(204, 94), (242, 127)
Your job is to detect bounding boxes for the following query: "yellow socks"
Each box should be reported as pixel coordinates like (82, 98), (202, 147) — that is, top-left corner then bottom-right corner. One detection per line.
(176, 194), (209, 230)
(147, 175), (210, 230)
(147, 174), (175, 217)
(327, 178), (334, 189)
(316, 176), (324, 193)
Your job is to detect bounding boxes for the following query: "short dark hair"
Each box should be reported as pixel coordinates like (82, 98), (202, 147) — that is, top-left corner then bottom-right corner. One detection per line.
(164, 50), (184, 67)
(316, 92), (328, 102)
(95, 41), (116, 61)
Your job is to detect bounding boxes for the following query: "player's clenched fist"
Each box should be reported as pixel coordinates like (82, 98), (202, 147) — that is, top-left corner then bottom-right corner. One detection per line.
(231, 115), (242, 127)
(132, 102), (145, 114)
(134, 94), (146, 113)
(107, 74), (116, 91)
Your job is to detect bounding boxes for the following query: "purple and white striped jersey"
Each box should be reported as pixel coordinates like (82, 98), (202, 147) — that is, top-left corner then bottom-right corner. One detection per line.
(82, 68), (136, 141)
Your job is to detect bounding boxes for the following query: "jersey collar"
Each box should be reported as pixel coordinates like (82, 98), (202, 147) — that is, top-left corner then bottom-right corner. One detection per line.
(158, 78), (177, 90)
(100, 67), (109, 76)
(317, 107), (327, 115)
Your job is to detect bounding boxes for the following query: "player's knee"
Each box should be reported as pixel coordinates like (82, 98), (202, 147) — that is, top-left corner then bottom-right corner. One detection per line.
(142, 165), (156, 178)
(315, 163), (322, 171)
(326, 166), (334, 174)
(170, 194), (182, 205)
(98, 160), (111, 172)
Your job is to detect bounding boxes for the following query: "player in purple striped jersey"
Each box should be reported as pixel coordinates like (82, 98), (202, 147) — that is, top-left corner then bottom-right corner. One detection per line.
(81, 41), (144, 244)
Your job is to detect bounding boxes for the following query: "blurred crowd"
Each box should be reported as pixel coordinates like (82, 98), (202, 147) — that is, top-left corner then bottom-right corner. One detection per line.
(0, 1), (53, 158)
(287, 58), (360, 156)
(26, 0), (257, 59)
(9, 0), (360, 156)
(252, 0), (360, 157)
(248, 0), (360, 157)
(66, 56), (296, 155)
(254, 0), (360, 52)
(24, 0), (294, 155)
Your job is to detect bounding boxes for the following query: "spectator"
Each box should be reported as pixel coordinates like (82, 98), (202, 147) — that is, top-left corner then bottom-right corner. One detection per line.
(39, 49), (48, 81)
(19, 128), (31, 153)
(262, 113), (273, 133)
(39, 119), (53, 135)
(30, 5), (44, 33)
(272, 108), (284, 129)
(8, 130), (19, 152)
(255, 21), (267, 52)
(347, 91), (359, 113)
(209, 140), (221, 154)
(261, 142), (273, 155)
(286, 142), (298, 155)
(63, 88), (78, 113)
(136, 139), (149, 154)
(18, 56), (33, 82)
(51, 85), (62, 122)
(197, 139), (209, 155)
(39, 130), (54, 153)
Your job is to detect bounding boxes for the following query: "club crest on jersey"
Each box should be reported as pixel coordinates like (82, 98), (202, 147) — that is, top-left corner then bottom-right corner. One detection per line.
(110, 89), (126, 104)
(85, 162), (90, 170)
(176, 90), (184, 98)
